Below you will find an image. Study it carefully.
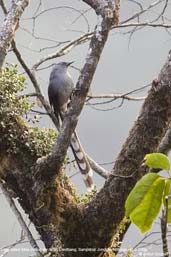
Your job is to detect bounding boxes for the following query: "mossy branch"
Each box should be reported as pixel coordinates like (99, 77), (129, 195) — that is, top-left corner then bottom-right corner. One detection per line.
(0, 66), (79, 250)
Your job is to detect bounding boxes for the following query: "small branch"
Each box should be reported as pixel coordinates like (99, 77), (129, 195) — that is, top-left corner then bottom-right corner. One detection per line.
(133, 231), (161, 250)
(23, 1), (169, 73)
(0, 239), (24, 257)
(32, 32), (92, 71)
(120, 0), (165, 25)
(152, 0), (169, 23)
(19, 92), (40, 98)
(87, 155), (109, 179)
(0, 0), (7, 14)
(115, 22), (171, 29)
(158, 124), (171, 155)
(8, 0), (167, 75)
(86, 83), (150, 109)
(0, 180), (43, 257)
(30, 109), (48, 115)
(161, 199), (169, 257)
(88, 93), (146, 101)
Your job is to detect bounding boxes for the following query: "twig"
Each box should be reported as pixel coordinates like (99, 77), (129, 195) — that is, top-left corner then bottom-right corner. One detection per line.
(120, 0), (165, 24)
(133, 231), (161, 249)
(30, 109), (48, 115)
(0, 180), (43, 257)
(161, 200), (169, 257)
(87, 155), (110, 179)
(32, 32), (92, 71)
(0, 239), (24, 257)
(152, 0), (169, 22)
(19, 92), (40, 98)
(0, 0), (7, 14)
(87, 93), (146, 101)
(115, 22), (171, 29)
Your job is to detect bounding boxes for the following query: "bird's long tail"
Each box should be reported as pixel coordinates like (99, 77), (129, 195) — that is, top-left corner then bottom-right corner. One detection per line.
(57, 111), (94, 191)
(70, 131), (94, 191)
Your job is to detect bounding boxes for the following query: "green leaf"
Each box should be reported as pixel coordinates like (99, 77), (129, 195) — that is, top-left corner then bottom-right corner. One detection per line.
(144, 153), (170, 171)
(163, 179), (171, 223)
(131, 177), (165, 233)
(168, 207), (171, 223)
(125, 174), (165, 233)
(125, 173), (159, 216)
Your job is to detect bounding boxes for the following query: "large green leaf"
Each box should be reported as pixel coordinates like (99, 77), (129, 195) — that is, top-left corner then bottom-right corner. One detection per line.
(144, 153), (170, 171)
(125, 173), (165, 233)
(130, 177), (165, 233)
(163, 179), (171, 223)
(125, 173), (160, 216)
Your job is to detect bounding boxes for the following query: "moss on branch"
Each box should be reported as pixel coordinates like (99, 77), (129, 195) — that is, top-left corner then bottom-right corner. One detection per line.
(0, 65), (57, 159)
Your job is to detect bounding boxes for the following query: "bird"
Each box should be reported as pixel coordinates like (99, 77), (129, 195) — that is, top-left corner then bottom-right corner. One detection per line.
(48, 62), (74, 127)
(48, 61), (94, 191)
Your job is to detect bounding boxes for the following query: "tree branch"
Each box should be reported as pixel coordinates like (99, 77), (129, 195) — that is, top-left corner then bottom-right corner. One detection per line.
(0, 180), (43, 257)
(87, 155), (109, 179)
(68, 49), (171, 252)
(115, 22), (171, 29)
(0, 0), (29, 67)
(32, 33), (92, 71)
(82, 0), (114, 16)
(88, 93), (146, 101)
(161, 204), (169, 257)
(158, 124), (171, 154)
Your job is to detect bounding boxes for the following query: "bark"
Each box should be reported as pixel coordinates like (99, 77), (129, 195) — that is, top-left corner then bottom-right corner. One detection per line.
(82, 0), (115, 16)
(0, 0), (29, 67)
(80, 52), (171, 252)
(158, 123), (171, 154)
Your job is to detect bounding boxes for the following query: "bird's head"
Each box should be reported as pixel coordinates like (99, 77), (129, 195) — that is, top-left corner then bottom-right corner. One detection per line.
(54, 61), (74, 70)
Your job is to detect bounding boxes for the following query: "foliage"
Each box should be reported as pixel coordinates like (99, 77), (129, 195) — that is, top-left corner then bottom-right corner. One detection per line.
(125, 153), (171, 233)
(77, 186), (97, 204)
(0, 64), (32, 153)
(0, 64), (32, 117)
(0, 65), (57, 156)
(27, 127), (57, 157)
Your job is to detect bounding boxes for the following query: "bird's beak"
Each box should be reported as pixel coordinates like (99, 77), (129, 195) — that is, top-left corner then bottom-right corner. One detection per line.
(67, 61), (74, 66)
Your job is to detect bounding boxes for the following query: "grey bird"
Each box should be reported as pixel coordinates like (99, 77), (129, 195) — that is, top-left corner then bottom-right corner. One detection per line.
(48, 61), (94, 191)
(48, 62), (74, 126)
